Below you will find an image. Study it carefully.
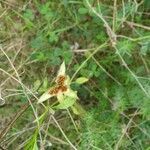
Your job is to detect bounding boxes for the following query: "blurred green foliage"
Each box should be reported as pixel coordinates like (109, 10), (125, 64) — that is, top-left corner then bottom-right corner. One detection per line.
(0, 0), (150, 149)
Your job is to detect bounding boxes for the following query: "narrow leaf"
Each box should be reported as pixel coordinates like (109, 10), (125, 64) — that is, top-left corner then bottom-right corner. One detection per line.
(71, 102), (86, 115)
(75, 77), (89, 84)
(57, 61), (66, 76)
(37, 89), (54, 103)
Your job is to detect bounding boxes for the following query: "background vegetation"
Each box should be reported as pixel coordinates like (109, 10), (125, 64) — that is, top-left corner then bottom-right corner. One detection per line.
(0, 0), (150, 149)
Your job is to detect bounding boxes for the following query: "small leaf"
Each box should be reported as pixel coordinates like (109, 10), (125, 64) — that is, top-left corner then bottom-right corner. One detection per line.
(78, 7), (88, 14)
(75, 77), (89, 84)
(33, 80), (41, 91)
(71, 105), (80, 115)
(43, 77), (48, 89)
(54, 97), (76, 109)
(71, 103), (86, 115)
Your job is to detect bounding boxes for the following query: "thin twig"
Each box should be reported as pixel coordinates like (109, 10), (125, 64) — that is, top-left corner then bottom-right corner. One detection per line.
(0, 47), (43, 144)
(51, 116), (77, 150)
(92, 56), (121, 85)
(0, 102), (30, 142)
(114, 46), (150, 97)
(86, 0), (116, 46)
(113, 0), (117, 31)
(114, 109), (139, 150)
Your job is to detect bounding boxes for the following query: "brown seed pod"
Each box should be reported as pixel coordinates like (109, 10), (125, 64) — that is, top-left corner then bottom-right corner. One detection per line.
(59, 85), (67, 92)
(49, 86), (60, 95)
(49, 75), (68, 95)
(56, 75), (66, 86)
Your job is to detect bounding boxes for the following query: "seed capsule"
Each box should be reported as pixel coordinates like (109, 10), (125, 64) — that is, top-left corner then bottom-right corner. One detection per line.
(56, 75), (66, 86)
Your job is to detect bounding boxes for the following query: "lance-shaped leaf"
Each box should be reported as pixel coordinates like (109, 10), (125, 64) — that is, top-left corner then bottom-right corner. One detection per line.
(37, 88), (54, 103)
(75, 77), (89, 84)
(71, 103), (86, 115)
(57, 61), (66, 77)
